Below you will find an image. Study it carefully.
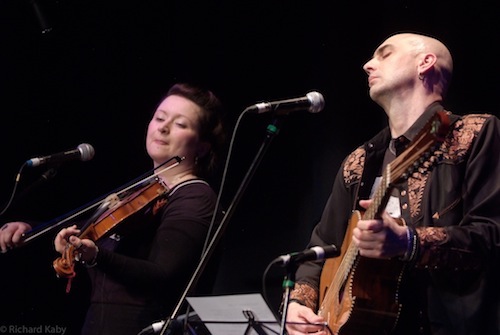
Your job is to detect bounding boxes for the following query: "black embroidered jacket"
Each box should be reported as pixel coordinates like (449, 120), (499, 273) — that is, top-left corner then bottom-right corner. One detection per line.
(291, 103), (500, 334)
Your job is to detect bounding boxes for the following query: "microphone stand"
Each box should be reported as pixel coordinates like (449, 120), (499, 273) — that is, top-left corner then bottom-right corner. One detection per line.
(0, 167), (58, 218)
(279, 264), (297, 335)
(156, 118), (283, 335)
(14, 167), (58, 207)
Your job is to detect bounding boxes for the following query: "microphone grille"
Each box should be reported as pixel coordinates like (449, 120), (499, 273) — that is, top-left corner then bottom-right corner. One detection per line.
(306, 91), (325, 113)
(78, 143), (95, 162)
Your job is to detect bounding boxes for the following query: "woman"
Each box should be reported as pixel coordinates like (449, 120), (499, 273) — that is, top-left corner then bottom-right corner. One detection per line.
(2, 82), (226, 335)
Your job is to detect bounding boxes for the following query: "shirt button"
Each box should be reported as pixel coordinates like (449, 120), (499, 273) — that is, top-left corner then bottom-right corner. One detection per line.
(401, 190), (407, 196)
(402, 203), (408, 210)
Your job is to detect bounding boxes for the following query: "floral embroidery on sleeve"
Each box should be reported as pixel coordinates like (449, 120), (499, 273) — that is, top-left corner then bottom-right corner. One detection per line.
(290, 282), (319, 311)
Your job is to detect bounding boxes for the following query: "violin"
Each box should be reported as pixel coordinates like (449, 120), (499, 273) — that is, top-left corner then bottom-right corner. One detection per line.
(52, 180), (169, 290)
(50, 156), (183, 291)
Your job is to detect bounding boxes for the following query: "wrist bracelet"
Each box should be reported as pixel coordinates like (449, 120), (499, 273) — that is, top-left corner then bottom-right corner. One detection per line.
(400, 227), (417, 262)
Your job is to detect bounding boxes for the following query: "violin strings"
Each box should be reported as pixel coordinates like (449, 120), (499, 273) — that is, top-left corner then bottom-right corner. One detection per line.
(117, 156), (184, 197)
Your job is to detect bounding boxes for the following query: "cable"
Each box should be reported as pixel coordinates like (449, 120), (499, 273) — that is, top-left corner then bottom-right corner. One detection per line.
(0, 162), (27, 217)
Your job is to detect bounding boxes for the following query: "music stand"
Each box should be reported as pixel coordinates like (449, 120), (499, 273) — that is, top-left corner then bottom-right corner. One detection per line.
(186, 293), (280, 335)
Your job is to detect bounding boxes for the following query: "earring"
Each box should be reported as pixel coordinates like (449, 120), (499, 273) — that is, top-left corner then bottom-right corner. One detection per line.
(418, 73), (424, 80)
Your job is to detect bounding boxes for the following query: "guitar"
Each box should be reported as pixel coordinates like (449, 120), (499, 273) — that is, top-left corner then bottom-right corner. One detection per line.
(318, 110), (450, 335)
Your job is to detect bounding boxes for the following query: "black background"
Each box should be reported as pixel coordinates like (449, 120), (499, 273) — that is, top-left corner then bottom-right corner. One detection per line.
(0, 0), (499, 333)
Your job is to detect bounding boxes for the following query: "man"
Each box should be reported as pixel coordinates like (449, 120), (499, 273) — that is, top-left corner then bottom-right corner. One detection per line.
(285, 32), (500, 335)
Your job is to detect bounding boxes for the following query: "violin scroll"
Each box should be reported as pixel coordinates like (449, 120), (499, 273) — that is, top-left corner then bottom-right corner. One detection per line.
(53, 244), (79, 293)
(53, 245), (78, 279)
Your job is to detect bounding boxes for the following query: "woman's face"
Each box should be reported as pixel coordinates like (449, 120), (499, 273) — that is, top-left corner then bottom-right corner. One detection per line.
(146, 95), (204, 168)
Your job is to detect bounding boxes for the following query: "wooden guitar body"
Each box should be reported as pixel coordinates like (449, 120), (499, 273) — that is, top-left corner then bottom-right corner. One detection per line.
(319, 211), (405, 335)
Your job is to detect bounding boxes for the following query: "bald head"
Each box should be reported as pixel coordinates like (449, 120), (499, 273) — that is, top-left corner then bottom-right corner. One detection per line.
(387, 33), (453, 96)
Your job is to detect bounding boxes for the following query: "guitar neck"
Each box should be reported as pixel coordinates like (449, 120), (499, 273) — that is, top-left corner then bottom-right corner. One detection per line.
(363, 168), (393, 220)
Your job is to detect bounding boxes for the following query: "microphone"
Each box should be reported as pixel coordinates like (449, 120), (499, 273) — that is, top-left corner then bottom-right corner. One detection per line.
(138, 320), (166, 335)
(26, 143), (95, 167)
(248, 91), (325, 115)
(274, 245), (339, 267)
(138, 312), (197, 335)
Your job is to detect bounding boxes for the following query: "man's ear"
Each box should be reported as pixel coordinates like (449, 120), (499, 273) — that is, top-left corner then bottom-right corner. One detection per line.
(418, 53), (437, 76)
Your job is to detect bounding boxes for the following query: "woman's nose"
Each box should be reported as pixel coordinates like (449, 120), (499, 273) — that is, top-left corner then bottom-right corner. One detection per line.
(158, 122), (169, 133)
